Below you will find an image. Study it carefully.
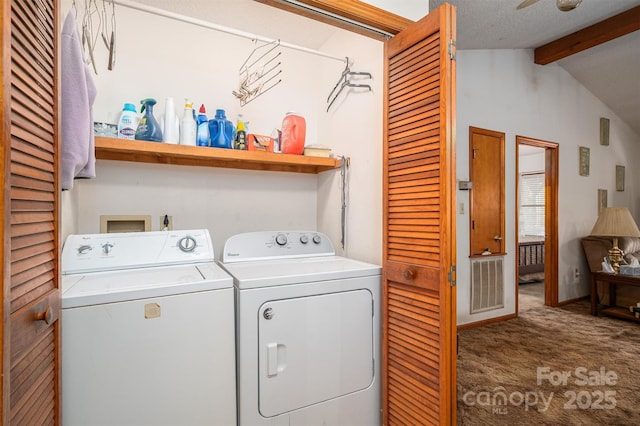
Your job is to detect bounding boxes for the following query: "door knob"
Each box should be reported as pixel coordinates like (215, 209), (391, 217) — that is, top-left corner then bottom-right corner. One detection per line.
(494, 235), (503, 242)
(35, 306), (53, 325)
(403, 268), (416, 281)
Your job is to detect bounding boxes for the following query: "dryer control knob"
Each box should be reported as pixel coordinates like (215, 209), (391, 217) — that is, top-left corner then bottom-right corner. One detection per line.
(102, 243), (114, 254)
(312, 235), (321, 244)
(178, 236), (197, 252)
(300, 235), (309, 244)
(77, 244), (92, 255)
(275, 233), (288, 246)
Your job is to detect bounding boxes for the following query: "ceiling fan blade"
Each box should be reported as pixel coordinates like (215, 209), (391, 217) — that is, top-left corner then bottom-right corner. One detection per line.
(556, 0), (582, 11)
(517, 0), (542, 10)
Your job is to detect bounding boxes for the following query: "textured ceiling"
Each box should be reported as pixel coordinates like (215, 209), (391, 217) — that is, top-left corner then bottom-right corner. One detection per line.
(430, 0), (640, 136)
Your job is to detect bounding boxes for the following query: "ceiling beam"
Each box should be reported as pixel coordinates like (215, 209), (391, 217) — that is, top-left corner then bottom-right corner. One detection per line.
(534, 5), (640, 65)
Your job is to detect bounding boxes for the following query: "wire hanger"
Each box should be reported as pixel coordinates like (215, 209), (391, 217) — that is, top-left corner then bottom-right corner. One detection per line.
(326, 57), (372, 112)
(101, 0), (116, 70)
(78, 0), (117, 73)
(233, 39), (283, 106)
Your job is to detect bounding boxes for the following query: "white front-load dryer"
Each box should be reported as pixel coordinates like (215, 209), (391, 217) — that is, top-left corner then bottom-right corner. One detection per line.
(220, 230), (381, 426)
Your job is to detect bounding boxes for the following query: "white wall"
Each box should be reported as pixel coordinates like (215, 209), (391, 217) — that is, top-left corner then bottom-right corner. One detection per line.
(456, 49), (640, 325)
(519, 149), (544, 173)
(60, 0), (384, 264)
(361, 0), (429, 20)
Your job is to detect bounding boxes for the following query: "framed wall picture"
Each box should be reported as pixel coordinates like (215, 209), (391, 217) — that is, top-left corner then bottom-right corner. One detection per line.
(616, 165), (625, 191)
(600, 117), (610, 146)
(598, 189), (607, 216)
(579, 146), (590, 176)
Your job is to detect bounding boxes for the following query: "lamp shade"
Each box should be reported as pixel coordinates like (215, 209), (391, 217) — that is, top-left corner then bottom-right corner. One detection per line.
(590, 207), (640, 237)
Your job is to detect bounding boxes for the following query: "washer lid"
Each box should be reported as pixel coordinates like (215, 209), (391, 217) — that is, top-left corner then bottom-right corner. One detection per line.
(62, 262), (232, 308)
(219, 256), (381, 289)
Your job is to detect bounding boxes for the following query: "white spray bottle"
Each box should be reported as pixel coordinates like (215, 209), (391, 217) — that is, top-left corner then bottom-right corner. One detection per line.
(180, 99), (197, 146)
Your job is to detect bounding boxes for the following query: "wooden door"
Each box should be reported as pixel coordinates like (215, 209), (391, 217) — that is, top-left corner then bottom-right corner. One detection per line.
(469, 127), (505, 256)
(382, 3), (456, 425)
(1, 0), (60, 423)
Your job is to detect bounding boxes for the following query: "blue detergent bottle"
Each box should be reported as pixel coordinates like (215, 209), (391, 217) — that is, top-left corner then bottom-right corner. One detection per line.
(208, 109), (234, 149)
(196, 104), (210, 147)
(134, 98), (163, 142)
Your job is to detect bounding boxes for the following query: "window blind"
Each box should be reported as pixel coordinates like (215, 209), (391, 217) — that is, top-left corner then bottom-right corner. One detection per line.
(519, 172), (545, 237)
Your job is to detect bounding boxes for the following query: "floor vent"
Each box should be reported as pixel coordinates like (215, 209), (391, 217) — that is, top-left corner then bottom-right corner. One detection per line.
(470, 257), (505, 314)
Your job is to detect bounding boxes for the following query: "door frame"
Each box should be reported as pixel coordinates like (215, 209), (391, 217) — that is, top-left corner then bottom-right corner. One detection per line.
(515, 136), (559, 308)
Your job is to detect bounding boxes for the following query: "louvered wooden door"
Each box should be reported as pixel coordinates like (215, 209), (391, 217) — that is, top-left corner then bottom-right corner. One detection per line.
(382, 3), (456, 425)
(2, 0), (60, 424)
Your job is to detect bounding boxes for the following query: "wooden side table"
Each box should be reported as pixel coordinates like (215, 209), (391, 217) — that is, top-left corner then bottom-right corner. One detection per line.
(591, 271), (640, 322)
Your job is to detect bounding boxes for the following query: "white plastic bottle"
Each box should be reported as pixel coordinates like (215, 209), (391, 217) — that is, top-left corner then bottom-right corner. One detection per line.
(180, 100), (197, 146)
(161, 97), (180, 144)
(117, 103), (139, 139)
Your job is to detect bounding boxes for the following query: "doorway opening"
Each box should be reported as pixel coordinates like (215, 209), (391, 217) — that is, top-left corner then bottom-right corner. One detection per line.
(516, 136), (559, 310)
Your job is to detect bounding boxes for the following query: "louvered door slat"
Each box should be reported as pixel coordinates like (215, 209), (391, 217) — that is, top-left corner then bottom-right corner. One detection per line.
(12, 175), (55, 194)
(11, 232), (55, 250)
(11, 6), (55, 70)
(11, 189), (55, 204)
(10, 330), (54, 405)
(12, 138), (55, 164)
(12, 240), (55, 263)
(11, 273), (55, 313)
(15, 0), (55, 41)
(12, 97), (56, 137)
(12, 73), (56, 118)
(3, 0), (59, 423)
(383, 4), (456, 425)
(10, 46), (55, 105)
(11, 148), (56, 174)
(11, 163), (55, 186)
(17, 0), (55, 38)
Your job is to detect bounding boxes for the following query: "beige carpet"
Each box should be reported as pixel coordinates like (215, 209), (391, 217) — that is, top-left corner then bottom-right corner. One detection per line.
(457, 285), (640, 425)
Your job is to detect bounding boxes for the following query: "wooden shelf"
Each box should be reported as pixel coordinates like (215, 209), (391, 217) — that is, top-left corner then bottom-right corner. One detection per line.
(94, 137), (342, 174)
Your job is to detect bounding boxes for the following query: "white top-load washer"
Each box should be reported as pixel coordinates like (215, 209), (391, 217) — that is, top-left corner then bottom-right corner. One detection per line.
(220, 230), (381, 426)
(61, 229), (236, 426)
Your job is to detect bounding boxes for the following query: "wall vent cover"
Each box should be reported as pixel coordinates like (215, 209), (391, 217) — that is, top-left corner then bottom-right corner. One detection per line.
(470, 257), (505, 313)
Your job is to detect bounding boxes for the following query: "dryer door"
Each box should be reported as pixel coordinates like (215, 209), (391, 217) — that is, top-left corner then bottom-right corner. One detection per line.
(258, 289), (374, 417)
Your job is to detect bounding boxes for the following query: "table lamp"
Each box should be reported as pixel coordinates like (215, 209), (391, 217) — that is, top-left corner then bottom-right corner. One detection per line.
(590, 207), (640, 273)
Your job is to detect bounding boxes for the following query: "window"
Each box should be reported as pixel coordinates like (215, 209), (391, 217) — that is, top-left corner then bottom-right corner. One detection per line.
(519, 172), (545, 237)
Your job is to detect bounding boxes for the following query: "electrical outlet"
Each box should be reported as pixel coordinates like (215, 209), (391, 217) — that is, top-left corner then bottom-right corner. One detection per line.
(160, 215), (173, 231)
(573, 267), (580, 284)
(459, 202), (465, 215)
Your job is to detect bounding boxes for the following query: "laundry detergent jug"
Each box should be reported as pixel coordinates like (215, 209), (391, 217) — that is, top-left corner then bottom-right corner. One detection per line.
(208, 109), (234, 149)
(280, 112), (306, 155)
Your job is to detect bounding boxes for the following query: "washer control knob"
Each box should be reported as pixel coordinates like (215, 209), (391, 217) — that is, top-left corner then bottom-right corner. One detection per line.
(101, 243), (114, 254)
(178, 236), (197, 252)
(312, 235), (321, 244)
(263, 308), (274, 320)
(275, 233), (288, 246)
(300, 235), (309, 244)
(77, 245), (92, 255)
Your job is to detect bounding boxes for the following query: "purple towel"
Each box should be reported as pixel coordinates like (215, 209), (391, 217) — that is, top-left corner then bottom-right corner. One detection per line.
(61, 8), (97, 190)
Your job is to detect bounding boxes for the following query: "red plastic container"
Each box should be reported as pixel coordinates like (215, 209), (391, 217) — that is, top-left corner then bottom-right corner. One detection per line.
(280, 112), (306, 155)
